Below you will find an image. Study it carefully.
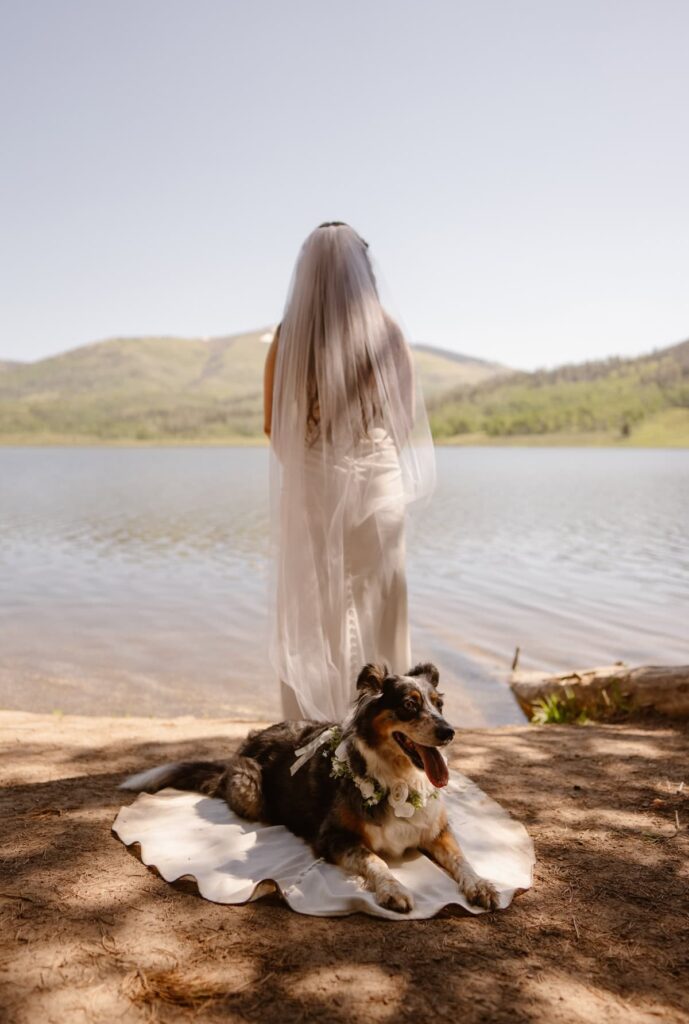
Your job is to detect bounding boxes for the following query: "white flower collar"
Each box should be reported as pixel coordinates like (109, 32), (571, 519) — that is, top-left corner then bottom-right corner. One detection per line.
(328, 730), (439, 817)
(289, 723), (441, 816)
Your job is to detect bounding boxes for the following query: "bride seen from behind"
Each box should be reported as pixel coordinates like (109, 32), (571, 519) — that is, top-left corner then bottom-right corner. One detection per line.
(263, 221), (436, 723)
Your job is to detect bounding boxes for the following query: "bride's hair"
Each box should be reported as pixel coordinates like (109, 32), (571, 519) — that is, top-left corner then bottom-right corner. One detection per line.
(316, 220), (369, 249)
(274, 221), (411, 448)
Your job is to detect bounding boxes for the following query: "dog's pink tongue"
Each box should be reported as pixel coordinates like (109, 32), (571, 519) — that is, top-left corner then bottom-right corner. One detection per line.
(418, 745), (449, 788)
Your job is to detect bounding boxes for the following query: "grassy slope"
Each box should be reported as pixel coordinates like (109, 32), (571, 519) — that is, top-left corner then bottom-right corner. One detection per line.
(0, 333), (268, 440)
(2, 330), (688, 446)
(430, 339), (689, 446)
(0, 329), (504, 442)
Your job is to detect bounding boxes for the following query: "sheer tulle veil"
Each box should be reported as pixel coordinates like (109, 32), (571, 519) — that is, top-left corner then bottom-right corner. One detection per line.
(267, 222), (436, 721)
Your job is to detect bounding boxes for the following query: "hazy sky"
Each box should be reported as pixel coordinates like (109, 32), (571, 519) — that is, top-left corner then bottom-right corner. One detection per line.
(1, 0), (688, 370)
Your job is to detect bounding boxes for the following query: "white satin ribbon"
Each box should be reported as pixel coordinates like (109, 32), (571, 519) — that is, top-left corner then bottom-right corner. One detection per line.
(289, 727), (336, 776)
(288, 700), (376, 777)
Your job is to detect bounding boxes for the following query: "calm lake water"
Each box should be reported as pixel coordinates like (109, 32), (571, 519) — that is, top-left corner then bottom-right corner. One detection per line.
(1, 447), (687, 727)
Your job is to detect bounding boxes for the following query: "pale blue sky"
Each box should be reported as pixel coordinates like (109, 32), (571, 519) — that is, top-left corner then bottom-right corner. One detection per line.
(1, 0), (688, 369)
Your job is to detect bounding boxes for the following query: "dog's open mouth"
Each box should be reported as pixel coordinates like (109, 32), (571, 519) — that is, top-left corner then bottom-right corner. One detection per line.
(393, 732), (449, 788)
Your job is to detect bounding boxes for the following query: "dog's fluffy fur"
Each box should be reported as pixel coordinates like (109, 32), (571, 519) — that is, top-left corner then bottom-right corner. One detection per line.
(120, 662), (499, 913)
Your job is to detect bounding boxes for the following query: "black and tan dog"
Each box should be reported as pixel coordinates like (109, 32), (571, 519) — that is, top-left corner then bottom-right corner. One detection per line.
(120, 662), (499, 913)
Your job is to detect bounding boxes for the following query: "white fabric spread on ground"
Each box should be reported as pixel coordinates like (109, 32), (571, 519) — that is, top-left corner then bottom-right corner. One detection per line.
(112, 769), (535, 920)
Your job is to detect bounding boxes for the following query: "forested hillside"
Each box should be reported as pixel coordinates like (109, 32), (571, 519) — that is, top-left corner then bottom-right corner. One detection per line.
(429, 339), (689, 445)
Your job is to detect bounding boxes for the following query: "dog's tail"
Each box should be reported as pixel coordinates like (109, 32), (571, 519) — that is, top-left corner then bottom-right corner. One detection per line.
(119, 761), (224, 796)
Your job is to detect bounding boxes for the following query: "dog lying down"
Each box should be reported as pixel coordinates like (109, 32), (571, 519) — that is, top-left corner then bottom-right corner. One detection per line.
(121, 662), (499, 914)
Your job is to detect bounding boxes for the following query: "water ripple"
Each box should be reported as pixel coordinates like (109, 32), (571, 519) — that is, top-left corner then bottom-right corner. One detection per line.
(1, 446), (687, 722)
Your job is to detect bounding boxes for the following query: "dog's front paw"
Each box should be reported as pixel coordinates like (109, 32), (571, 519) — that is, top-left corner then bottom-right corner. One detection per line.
(459, 871), (500, 911)
(376, 878), (414, 914)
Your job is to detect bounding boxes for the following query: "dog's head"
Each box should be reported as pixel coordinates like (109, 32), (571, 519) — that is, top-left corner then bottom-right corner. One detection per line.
(352, 662), (453, 787)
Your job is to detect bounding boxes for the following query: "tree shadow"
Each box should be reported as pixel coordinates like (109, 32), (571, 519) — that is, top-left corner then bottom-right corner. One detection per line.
(1, 717), (688, 1022)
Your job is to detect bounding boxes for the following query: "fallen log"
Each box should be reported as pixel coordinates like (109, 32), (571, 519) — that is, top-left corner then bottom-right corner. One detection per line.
(510, 663), (689, 721)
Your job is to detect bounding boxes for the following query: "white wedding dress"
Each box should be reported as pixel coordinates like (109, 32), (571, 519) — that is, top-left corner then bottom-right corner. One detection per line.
(272, 424), (412, 723)
(264, 228), (437, 723)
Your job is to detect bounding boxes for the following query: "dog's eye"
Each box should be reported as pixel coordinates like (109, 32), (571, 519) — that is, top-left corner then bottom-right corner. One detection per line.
(402, 698), (419, 714)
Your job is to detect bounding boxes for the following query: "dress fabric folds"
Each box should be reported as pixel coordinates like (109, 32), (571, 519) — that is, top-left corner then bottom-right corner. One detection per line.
(272, 426), (411, 723)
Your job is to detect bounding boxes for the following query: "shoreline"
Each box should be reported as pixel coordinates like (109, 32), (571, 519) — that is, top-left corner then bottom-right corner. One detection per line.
(1, 434), (688, 449)
(0, 666), (524, 729)
(2, 709), (688, 1023)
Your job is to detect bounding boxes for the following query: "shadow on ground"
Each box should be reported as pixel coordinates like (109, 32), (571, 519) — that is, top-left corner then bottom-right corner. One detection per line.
(1, 712), (688, 1023)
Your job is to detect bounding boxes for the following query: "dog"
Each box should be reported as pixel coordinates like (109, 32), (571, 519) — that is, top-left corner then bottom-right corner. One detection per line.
(120, 661), (499, 914)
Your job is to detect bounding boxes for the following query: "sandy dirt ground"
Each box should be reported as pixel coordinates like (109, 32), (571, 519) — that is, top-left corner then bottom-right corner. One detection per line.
(1, 711), (688, 1024)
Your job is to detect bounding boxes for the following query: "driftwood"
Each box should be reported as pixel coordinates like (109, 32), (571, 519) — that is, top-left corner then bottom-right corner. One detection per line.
(510, 663), (689, 721)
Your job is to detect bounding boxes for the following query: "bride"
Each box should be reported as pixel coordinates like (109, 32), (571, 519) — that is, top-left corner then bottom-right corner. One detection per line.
(263, 221), (436, 723)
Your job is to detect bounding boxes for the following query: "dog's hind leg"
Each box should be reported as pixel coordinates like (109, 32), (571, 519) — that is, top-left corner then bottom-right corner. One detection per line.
(217, 755), (264, 821)
(318, 828), (414, 914)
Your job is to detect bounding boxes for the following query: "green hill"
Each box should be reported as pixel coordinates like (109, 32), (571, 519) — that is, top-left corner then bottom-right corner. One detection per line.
(4, 329), (687, 446)
(409, 343), (504, 396)
(0, 328), (504, 442)
(430, 339), (689, 446)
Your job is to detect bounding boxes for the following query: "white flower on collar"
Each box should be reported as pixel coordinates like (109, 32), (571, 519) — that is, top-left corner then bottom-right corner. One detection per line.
(389, 779), (415, 817)
(389, 780), (409, 804)
(325, 734), (437, 815)
(357, 778), (376, 801)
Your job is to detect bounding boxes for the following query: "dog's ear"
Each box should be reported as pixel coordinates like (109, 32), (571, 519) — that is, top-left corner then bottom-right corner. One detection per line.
(356, 663), (388, 694)
(408, 662), (440, 688)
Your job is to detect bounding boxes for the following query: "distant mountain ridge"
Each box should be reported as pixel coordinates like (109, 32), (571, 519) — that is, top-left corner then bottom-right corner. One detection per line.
(0, 327), (505, 442)
(412, 342), (500, 367)
(3, 329), (686, 446)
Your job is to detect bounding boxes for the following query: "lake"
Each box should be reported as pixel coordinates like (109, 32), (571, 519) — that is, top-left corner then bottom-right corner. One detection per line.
(1, 447), (687, 727)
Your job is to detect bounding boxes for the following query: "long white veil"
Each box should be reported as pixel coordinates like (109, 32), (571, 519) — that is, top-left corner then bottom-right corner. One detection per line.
(267, 222), (436, 722)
